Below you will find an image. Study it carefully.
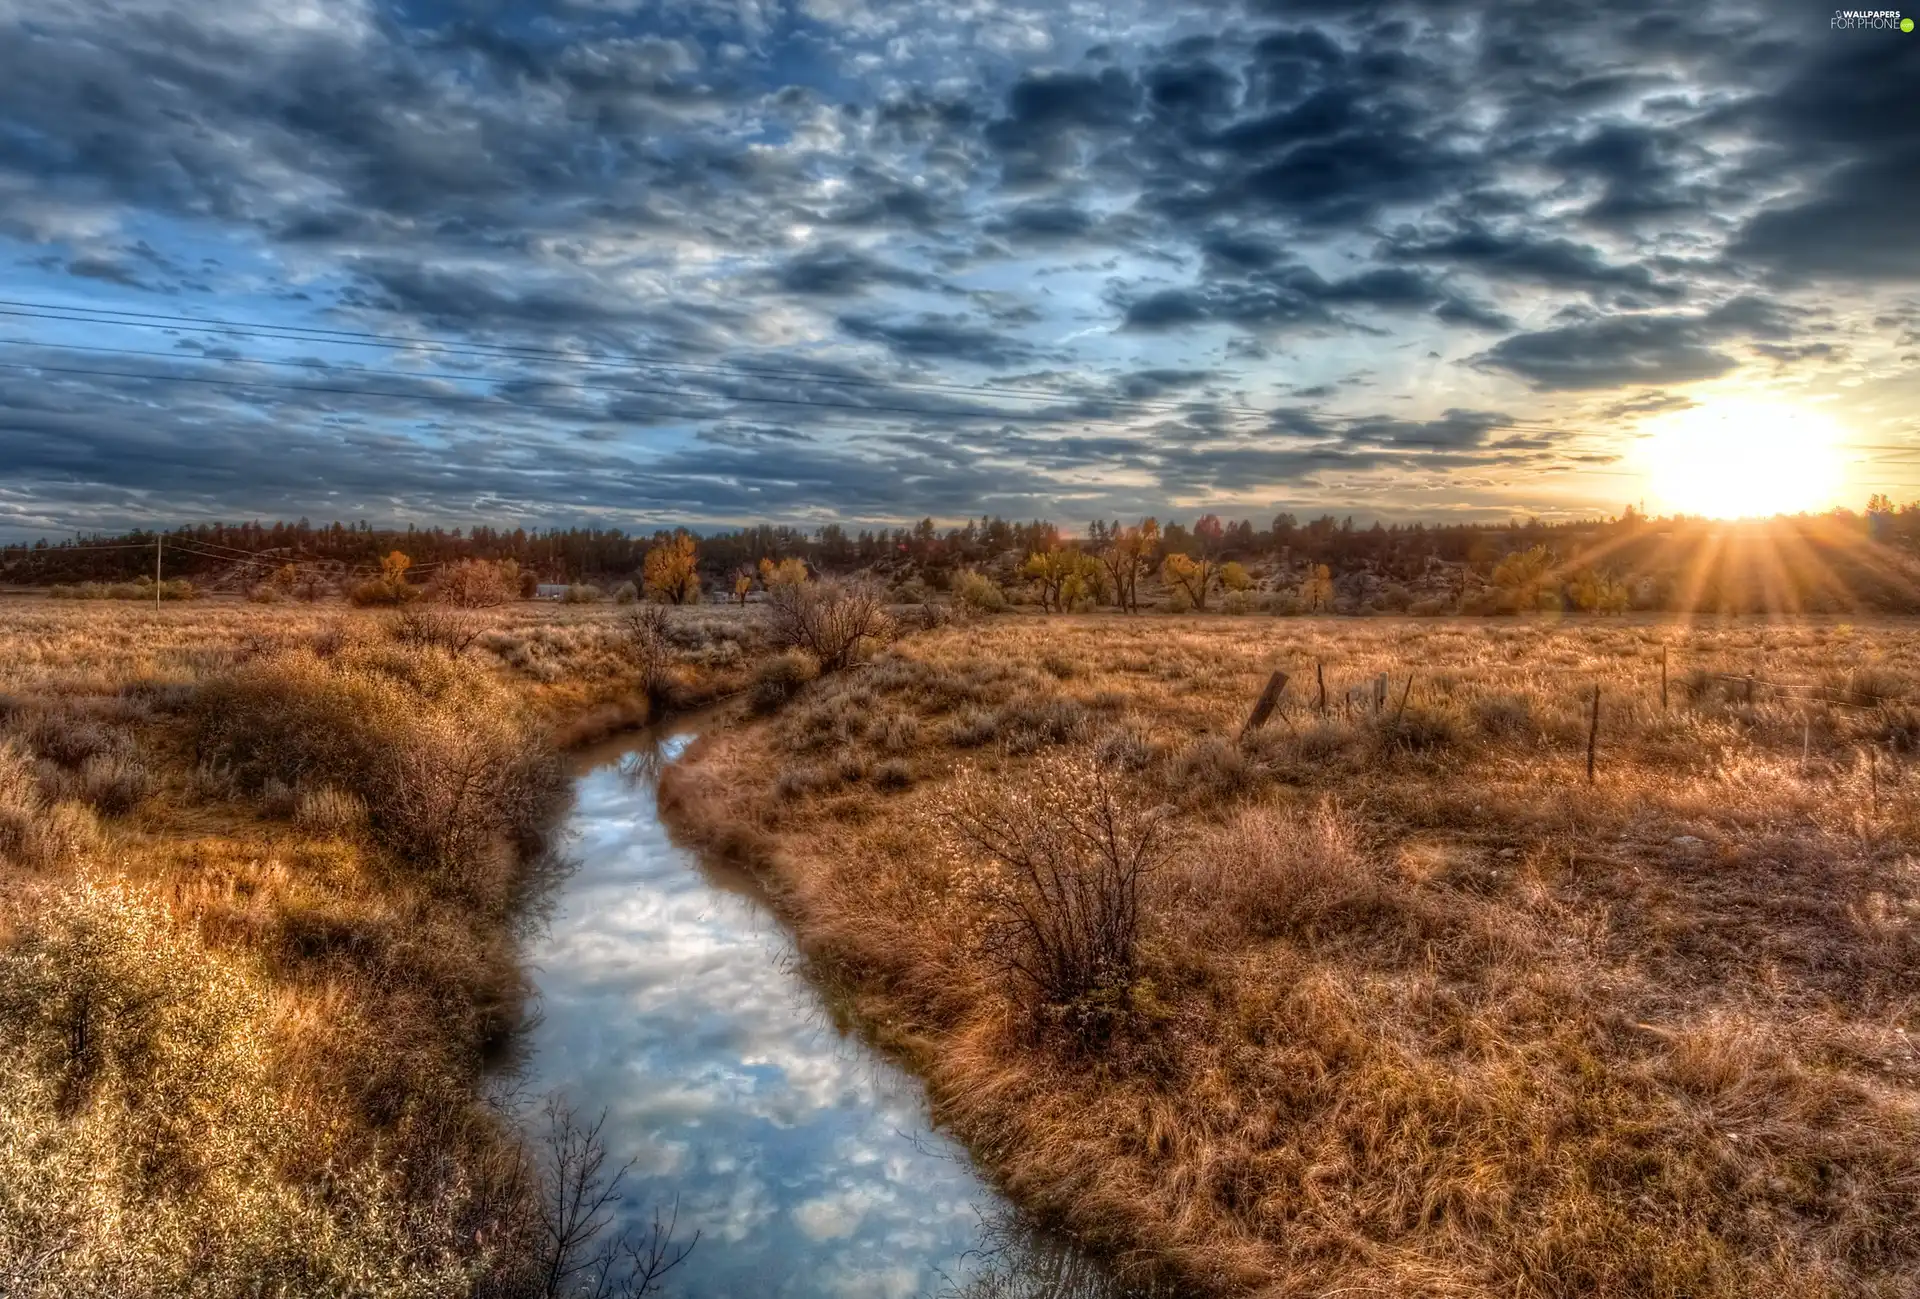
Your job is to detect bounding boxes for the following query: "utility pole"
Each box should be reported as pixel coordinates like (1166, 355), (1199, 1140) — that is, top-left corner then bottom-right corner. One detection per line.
(155, 532), (162, 608)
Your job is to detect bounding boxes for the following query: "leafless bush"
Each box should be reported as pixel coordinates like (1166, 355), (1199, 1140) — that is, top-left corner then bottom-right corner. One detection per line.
(390, 605), (489, 655)
(618, 606), (676, 710)
(531, 1098), (698, 1298)
(764, 579), (894, 672)
(941, 751), (1169, 1035)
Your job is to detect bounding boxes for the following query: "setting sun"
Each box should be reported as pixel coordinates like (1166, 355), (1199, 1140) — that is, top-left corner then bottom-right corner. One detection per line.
(1638, 401), (1847, 519)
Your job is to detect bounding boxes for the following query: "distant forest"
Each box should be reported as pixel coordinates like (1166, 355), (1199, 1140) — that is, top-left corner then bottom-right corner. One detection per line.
(7, 502), (1920, 614)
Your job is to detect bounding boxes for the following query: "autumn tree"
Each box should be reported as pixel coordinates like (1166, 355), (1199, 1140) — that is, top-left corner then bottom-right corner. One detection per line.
(1022, 547), (1097, 613)
(759, 557), (809, 589)
(1221, 562), (1253, 593)
(1567, 567), (1630, 614)
(732, 571), (753, 605)
(1161, 551), (1224, 611)
(349, 550), (422, 606)
(643, 532), (702, 605)
(429, 558), (520, 608)
(1300, 564), (1333, 612)
(1492, 545), (1553, 609)
(1096, 518), (1159, 614)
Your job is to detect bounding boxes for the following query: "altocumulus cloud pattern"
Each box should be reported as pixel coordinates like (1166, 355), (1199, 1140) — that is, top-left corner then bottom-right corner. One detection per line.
(0, 0), (1915, 535)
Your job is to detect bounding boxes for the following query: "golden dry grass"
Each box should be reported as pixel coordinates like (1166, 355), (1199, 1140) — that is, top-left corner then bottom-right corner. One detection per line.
(664, 613), (1920, 1298)
(0, 597), (759, 1297)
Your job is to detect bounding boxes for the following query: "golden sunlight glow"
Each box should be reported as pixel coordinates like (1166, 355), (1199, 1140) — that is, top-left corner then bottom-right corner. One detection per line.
(1637, 401), (1846, 519)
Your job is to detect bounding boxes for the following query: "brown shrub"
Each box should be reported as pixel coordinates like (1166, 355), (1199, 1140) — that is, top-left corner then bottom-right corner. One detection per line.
(390, 606), (489, 655)
(944, 707), (1001, 749)
(750, 648), (821, 714)
(940, 751), (1170, 1041)
(347, 578), (421, 607)
(427, 559), (520, 610)
(1187, 802), (1397, 943)
(619, 605), (678, 710)
(764, 579), (894, 672)
(193, 644), (565, 876)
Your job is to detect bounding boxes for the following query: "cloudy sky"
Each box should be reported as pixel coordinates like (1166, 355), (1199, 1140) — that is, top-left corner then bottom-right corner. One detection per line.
(1, 0), (1916, 539)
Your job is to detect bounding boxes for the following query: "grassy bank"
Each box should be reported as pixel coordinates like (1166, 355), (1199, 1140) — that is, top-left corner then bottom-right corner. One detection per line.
(662, 614), (1920, 1297)
(0, 599), (764, 1296)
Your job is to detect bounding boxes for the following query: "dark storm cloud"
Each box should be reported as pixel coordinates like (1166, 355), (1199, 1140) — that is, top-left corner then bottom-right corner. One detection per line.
(1728, 35), (1920, 281)
(985, 202), (1099, 245)
(772, 245), (932, 296)
(0, 0), (1912, 532)
(1472, 312), (1751, 390)
(1121, 262), (1495, 333)
(1546, 124), (1700, 227)
(1111, 368), (1217, 399)
(836, 314), (1035, 367)
(1382, 224), (1679, 298)
(62, 256), (149, 289)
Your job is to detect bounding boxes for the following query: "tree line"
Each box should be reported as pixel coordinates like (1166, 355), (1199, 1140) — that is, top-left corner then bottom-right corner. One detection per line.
(6, 503), (1919, 614)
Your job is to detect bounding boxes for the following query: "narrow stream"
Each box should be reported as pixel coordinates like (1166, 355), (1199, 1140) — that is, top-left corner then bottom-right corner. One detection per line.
(518, 727), (1138, 1299)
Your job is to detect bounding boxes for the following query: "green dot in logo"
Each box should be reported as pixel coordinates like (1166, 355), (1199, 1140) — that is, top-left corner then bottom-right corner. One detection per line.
(1906, 16), (1916, 30)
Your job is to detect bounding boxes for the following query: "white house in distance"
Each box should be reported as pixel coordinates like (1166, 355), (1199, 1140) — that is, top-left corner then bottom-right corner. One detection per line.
(534, 583), (569, 600)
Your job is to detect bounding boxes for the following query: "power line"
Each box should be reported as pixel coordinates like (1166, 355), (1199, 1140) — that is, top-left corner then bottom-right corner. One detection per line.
(0, 540), (168, 555)
(0, 301), (1281, 422)
(0, 349), (1598, 451)
(0, 298), (1585, 436)
(0, 339), (1278, 432)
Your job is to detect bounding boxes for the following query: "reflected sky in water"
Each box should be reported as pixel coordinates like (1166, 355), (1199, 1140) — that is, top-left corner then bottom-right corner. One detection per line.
(521, 734), (1137, 1299)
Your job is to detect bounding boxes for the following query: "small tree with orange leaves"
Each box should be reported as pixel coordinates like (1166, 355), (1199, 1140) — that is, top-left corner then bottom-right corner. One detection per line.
(642, 532), (702, 605)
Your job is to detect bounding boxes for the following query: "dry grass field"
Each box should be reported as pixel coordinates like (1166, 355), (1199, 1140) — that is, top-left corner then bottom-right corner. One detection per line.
(664, 614), (1920, 1298)
(0, 597), (762, 1297)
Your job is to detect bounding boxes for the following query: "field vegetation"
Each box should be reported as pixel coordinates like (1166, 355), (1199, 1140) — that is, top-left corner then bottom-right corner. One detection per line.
(0, 597), (762, 1296)
(664, 614), (1920, 1297)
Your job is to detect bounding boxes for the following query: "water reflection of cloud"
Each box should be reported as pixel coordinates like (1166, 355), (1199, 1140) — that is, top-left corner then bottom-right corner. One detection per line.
(520, 755), (1116, 1299)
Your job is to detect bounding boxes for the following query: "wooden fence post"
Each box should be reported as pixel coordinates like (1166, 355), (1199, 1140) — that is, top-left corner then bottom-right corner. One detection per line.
(1387, 674), (1414, 741)
(1587, 683), (1601, 784)
(1240, 671), (1289, 737)
(1660, 645), (1669, 712)
(1316, 660), (1327, 716)
(1373, 673), (1388, 713)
